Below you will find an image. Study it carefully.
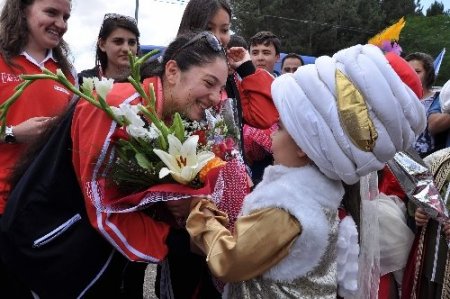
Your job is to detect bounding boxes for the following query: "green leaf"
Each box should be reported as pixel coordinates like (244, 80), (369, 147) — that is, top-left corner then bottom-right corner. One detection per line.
(135, 152), (153, 170)
(170, 113), (186, 141)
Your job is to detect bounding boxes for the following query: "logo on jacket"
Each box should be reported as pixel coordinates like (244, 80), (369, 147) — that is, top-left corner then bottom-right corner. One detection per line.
(1, 73), (21, 84)
(54, 85), (70, 95)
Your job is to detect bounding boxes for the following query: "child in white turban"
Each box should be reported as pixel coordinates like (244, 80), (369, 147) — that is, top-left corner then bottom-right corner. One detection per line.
(185, 44), (426, 298)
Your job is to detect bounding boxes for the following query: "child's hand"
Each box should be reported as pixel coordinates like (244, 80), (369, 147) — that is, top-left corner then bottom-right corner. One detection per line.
(415, 208), (429, 227)
(227, 47), (251, 70)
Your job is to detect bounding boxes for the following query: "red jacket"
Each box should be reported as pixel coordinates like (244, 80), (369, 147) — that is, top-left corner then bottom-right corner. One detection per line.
(71, 77), (170, 262)
(236, 66), (278, 129)
(0, 54), (74, 213)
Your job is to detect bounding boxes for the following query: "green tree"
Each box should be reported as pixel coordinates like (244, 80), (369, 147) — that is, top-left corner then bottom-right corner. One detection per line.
(231, 0), (450, 66)
(426, 1), (445, 16)
(231, 0), (385, 56)
(381, 0), (416, 23)
(358, 0), (385, 31)
(401, 15), (450, 85)
(415, 0), (424, 15)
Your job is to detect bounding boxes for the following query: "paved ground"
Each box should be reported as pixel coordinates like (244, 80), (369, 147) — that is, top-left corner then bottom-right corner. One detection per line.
(143, 264), (158, 299)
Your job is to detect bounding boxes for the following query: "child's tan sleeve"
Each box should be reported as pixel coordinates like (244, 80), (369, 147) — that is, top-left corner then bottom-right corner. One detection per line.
(186, 200), (301, 282)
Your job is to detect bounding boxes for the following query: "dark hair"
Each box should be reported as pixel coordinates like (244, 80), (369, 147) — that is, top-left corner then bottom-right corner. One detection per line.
(140, 31), (227, 80)
(96, 13), (140, 74)
(404, 52), (436, 90)
(249, 31), (281, 55)
(227, 34), (248, 49)
(177, 0), (231, 36)
(0, 0), (73, 75)
(281, 53), (304, 68)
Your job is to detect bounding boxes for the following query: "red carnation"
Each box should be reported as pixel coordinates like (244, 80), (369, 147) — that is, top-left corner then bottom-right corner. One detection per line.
(193, 130), (207, 146)
(110, 127), (130, 143)
(224, 137), (235, 150)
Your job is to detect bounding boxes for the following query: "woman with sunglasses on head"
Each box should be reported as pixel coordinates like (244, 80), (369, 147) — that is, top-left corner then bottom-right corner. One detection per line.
(180, 0), (278, 186)
(78, 13), (140, 84)
(0, 31), (229, 298)
(155, 2), (278, 297)
(0, 0), (74, 297)
(178, 0), (277, 130)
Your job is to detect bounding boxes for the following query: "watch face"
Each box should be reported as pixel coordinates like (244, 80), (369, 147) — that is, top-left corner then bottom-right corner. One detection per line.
(4, 134), (16, 143)
(4, 127), (16, 144)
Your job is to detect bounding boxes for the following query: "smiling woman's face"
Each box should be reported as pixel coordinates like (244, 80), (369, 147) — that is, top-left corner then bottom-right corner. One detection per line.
(164, 56), (228, 121)
(25, 0), (71, 56)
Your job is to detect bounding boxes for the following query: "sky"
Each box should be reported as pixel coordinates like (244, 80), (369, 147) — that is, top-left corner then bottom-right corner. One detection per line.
(0, 0), (445, 71)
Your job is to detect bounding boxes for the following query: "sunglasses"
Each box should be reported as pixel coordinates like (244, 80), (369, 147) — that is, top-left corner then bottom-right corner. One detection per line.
(103, 13), (137, 26)
(172, 31), (226, 59)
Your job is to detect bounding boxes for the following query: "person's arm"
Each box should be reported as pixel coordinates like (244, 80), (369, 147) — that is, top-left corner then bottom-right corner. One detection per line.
(0, 117), (54, 144)
(428, 113), (450, 135)
(186, 199), (301, 282)
(237, 67), (278, 129)
(71, 97), (171, 263)
(227, 47), (278, 129)
(428, 95), (450, 134)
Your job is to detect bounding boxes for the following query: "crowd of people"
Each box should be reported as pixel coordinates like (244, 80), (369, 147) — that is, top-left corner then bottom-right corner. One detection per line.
(0, 0), (449, 298)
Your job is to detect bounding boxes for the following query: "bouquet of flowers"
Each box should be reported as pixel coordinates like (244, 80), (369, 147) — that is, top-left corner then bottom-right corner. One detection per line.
(0, 51), (248, 217)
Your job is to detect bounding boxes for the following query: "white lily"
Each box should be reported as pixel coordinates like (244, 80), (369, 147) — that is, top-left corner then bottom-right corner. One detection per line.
(126, 124), (160, 140)
(93, 77), (114, 99)
(153, 134), (215, 185)
(111, 103), (145, 127)
(81, 77), (94, 94)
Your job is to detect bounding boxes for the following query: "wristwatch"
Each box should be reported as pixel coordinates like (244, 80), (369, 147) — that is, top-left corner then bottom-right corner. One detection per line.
(4, 126), (16, 144)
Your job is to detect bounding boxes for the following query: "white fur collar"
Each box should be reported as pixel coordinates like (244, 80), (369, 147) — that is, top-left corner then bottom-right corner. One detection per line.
(243, 164), (344, 213)
(241, 164), (344, 281)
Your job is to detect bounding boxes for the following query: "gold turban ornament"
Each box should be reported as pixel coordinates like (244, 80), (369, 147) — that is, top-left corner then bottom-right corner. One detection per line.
(335, 70), (378, 152)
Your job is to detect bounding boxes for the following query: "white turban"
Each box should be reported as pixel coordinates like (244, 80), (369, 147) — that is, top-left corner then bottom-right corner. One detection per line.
(271, 44), (426, 184)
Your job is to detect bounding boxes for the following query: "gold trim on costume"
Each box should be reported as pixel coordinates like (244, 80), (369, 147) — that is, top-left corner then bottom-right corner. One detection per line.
(335, 70), (378, 152)
(411, 225), (427, 299)
(430, 152), (450, 192)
